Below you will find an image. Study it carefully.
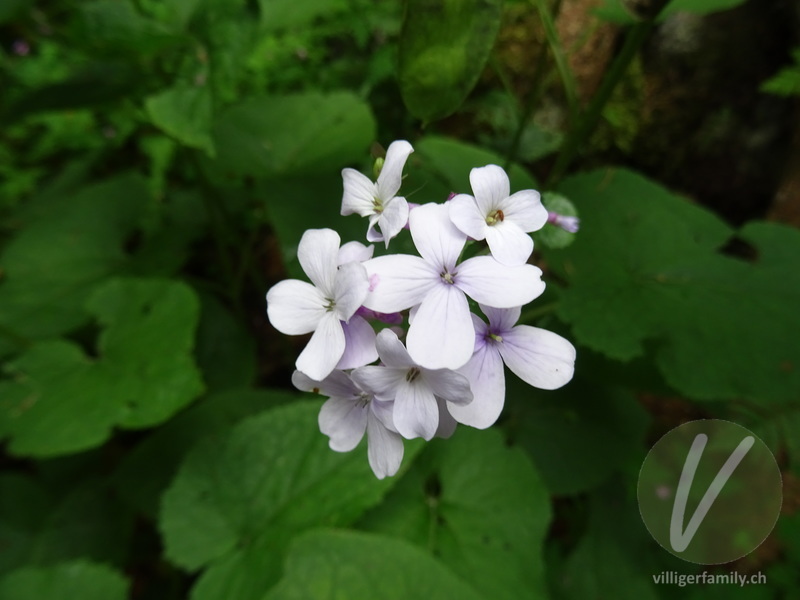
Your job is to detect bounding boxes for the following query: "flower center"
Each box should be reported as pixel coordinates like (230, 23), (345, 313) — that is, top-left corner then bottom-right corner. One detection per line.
(356, 392), (371, 408)
(488, 332), (503, 343)
(405, 367), (421, 383)
(324, 298), (336, 311)
(372, 197), (384, 214)
(440, 269), (457, 285)
(485, 209), (505, 226)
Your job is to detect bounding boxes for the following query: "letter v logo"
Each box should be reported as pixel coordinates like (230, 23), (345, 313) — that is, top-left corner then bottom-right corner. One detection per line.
(669, 433), (755, 553)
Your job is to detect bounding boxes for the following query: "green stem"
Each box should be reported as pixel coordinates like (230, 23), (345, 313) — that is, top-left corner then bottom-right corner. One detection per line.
(546, 19), (656, 187)
(531, 0), (578, 121)
(519, 301), (559, 323)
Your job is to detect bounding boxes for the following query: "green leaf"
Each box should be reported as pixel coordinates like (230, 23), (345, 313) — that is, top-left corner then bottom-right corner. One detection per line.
(0, 0), (32, 23)
(358, 427), (551, 600)
(145, 85), (215, 155)
(160, 401), (419, 600)
(77, 0), (179, 55)
(211, 92), (376, 178)
(264, 529), (485, 600)
(596, 0), (746, 23)
(399, 0), (503, 122)
(547, 168), (800, 403)
(0, 561), (128, 600)
(0, 175), (148, 355)
(259, 0), (349, 31)
(0, 278), (204, 456)
(113, 388), (293, 517)
(537, 192), (579, 250)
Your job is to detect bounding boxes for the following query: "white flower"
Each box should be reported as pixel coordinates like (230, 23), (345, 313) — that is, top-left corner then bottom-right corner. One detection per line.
(341, 140), (414, 247)
(292, 370), (403, 479)
(352, 329), (473, 441)
(266, 229), (372, 381)
(361, 202), (545, 370)
(449, 164), (548, 265)
(451, 305), (576, 429)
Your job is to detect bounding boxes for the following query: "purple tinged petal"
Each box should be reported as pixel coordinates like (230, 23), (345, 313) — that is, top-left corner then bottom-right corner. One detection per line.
(470, 165), (510, 214)
(266, 279), (325, 335)
(423, 368), (473, 406)
(479, 304), (521, 333)
(351, 365), (405, 399)
(407, 283), (473, 370)
(297, 229), (340, 295)
(409, 203), (466, 270)
(434, 397), (458, 439)
(456, 256), (545, 308)
(371, 398), (397, 432)
(295, 312), (346, 381)
(362, 254), (437, 313)
(451, 343), (505, 429)
(378, 197), (410, 246)
(484, 220), (534, 266)
(366, 410), (404, 479)
(337, 241), (374, 265)
(374, 328), (415, 368)
(448, 194), (487, 240)
(333, 261), (369, 321)
(336, 315), (378, 370)
(498, 325), (576, 389)
(502, 189), (548, 232)
(341, 168), (378, 217)
(318, 397), (368, 452)
(291, 369), (361, 398)
(366, 214), (383, 243)
(393, 380), (439, 440)
(376, 140), (414, 200)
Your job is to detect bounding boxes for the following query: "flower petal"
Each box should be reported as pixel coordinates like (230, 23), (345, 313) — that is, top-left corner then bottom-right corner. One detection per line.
(337, 241), (374, 265)
(423, 367), (473, 406)
(479, 304), (521, 334)
(378, 197), (410, 247)
(435, 397), (458, 439)
(374, 328), (416, 368)
(409, 202), (466, 270)
(393, 380), (439, 440)
(448, 194), (487, 240)
(318, 397), (368, 452)
(451, 342), (505, 429)
(362, 254), (437, 313)
(292, 369), (360, 398)
(341, 168), (378, 217)
(484, 220), (534, 266)
(351, 365), (405, 399)
(367, 410), (405, 479)
(336, 315), (378, 370)
(333, 261), (369, 321)
(371, 397), (397, 432)
(456, 256), (545, 308)
(266, 279), (325, 335)
(498, 325), (576, 390)
(297, 228), (340, 295)
(470, 164), (510, 215)
(295, 312), (346, 381)
(407, 283), (473, 370)
(501, 189), (548, 232)
(376, 140), (414, 200)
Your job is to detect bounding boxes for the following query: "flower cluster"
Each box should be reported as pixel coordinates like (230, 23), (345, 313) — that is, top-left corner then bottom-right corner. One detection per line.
(266, 141), (577, 478)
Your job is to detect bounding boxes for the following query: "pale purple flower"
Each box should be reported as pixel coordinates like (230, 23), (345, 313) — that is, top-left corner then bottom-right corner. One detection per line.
(547, 211), (580, 233)
(449, 165), (548, 266)
(352, 329), (473, 441)
(362, 202), (546, 370)
(451, 305), (576, 429)
(266, 229), (373, 381)
(292, 370), (403, 479)
(335, 241), (379, 370)
(341, 140), (414, 247)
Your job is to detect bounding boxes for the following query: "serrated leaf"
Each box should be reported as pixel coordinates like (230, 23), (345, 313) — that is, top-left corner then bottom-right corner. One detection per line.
(159, 401), (420, 600)
(211, 92), (376, 178)
(0, 278), (204, 456)
(546, 168), (800, 404)
(146, 85), (215, 155)
(399, 0), (503, 122)
(264, 529), (485, 600)
(358, 427), (551, 600)
(0, 561), (128, 600)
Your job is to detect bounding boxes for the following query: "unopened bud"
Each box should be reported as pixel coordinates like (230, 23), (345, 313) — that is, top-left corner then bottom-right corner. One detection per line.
(547, 212), (580, 233)
(373, 157), (384, 180)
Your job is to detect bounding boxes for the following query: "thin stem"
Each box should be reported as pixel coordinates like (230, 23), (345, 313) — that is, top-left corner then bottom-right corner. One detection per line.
(546, 19), (656, 187)
(531, 0), (578, 121)
(519, 301), (559, 324)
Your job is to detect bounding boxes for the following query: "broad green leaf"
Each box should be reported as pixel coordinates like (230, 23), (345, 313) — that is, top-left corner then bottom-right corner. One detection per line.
(211, 92), (376, 178)
(145, 85), (215, 155)
(160, 401), (420, 600)
(399, 0), (503, 122)
(0, 475), (132, 574)
(0, 561), (128, 600)
(0, 175), (148, 356)
(547, 168), (800, 403)
(113, 388), (294, 517)
(264, 529), (485, 600)
(259, 0), (348, 31)
(358, 427), (551, 600)
(0, 278), (203, 456)
(77, 0), (178, 55)
(596, 0), (746, 23)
